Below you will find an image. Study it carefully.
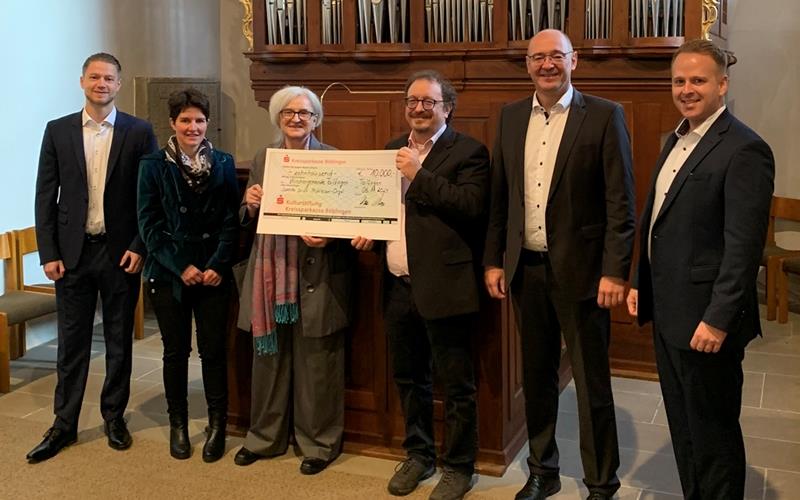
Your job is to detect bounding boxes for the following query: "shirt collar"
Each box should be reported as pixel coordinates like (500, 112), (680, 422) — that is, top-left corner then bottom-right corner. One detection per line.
(82, 106), (117, 127)
(532, 84), (574, 114)
(675, 105), (726, 138)
(408, 123), (448, 151)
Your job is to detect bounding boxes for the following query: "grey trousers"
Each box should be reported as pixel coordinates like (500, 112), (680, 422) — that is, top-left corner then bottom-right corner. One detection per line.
(243, 322), (345, 461)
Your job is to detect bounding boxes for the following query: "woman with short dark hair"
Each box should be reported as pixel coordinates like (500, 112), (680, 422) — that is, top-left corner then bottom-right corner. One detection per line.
(137, 88), (239, 462)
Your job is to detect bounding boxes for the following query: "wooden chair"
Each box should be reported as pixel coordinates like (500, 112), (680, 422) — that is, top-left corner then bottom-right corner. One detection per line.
(763, 197), (800, 320)
(0, 231), (57, 393)
(13, 227), (146, 345)
(777, 256), (800, 324)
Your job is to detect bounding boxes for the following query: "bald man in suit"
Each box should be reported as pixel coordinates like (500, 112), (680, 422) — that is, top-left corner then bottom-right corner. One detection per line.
(484, 30), (635, 500)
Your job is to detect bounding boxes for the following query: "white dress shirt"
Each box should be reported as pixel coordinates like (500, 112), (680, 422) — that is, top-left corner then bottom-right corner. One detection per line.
(82, 107), (117, 235)
(386, 123), (448, 277)
(523, 85), (573, 251)
(648, 105), (727, 256)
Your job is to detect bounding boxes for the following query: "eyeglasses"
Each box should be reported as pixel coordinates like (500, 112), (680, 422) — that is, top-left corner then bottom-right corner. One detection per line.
(404, 97), (445, 111)
(279, 109), (316, 120)
(525, 51), (573, 65)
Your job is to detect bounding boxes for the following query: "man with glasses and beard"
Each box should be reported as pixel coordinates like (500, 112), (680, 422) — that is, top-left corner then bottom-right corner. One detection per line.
(483, 30), (635, 500)
(371, 70), (489, 500)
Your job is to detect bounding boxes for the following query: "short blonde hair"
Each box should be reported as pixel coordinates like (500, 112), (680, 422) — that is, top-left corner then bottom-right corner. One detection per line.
(672, 39), (732, 75)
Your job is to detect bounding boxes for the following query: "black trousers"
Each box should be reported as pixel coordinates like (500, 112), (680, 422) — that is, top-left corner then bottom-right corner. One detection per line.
(653, 328), (746, 500)
(510, 251), (620, 496)
(53, 240), (139, 431)
(148, 279), (230, 418)
(384, 275), (478, 474)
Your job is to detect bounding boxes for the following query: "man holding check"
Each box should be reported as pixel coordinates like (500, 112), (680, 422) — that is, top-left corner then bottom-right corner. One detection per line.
(360, 70), (490, 500)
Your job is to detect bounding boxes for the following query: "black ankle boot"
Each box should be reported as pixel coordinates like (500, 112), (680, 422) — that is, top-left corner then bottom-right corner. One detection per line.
(202, 412), (226, 463)
(169, 414), (191, 460)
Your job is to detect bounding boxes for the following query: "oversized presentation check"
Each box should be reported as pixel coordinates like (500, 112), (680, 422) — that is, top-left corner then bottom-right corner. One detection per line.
(256, 148), (401, 240)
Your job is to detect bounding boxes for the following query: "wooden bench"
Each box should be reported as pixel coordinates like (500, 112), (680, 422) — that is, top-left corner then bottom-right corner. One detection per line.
(764, 197), (800, 321)
(0, 231), (57, 393)
(777, 256), (800, 324)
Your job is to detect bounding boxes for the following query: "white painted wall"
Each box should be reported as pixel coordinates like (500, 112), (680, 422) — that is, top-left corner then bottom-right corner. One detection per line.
(0, 0), (219, 287)
(727, 0), (800, 248)
(0, 0), (107, 234)
(219, 0), (273, 163)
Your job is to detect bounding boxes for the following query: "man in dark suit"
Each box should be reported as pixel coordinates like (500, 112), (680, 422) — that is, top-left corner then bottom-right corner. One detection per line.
(483, 30), (635, 500)
(378, 70), (489, 500)
(28, 52), (157, 463)
(626, 40), (774, 499)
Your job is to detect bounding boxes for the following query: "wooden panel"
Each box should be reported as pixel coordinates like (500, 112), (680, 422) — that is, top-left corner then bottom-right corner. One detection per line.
(344, 251), (386, 421)
(235, 0), (722, 473)
(318, 99), (392, 149)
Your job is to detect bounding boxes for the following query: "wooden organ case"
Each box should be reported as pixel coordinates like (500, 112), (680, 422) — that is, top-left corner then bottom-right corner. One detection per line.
(228, 0), (729, 475)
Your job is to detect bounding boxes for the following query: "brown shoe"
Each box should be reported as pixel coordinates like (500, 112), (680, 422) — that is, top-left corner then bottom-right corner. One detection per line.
(429, 467), (474, 500)
(387, 457), (435, 496)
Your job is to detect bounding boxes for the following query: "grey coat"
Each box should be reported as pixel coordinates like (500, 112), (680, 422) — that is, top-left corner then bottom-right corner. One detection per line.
(236, 136), (355, 337)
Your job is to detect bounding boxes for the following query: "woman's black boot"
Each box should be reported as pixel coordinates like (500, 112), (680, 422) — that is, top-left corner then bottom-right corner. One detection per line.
(202, 411), (226, 463)
(169, 413), (191, 460)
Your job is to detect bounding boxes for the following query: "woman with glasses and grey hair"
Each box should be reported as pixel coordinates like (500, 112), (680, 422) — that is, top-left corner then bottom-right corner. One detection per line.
(233, 85), (355, 475)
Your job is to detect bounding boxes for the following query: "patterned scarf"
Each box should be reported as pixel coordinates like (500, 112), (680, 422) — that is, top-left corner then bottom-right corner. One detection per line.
(250, 233), (299, 355)
(165, 135), (213, 193)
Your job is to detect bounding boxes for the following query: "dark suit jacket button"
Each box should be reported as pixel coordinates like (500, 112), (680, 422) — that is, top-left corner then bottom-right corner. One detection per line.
(179, 206), (188, 213)
(306, 285), (315, 293)
(306, 257), (316, 265)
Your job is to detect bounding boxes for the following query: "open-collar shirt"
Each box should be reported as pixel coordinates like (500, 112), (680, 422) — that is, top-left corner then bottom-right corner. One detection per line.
(523, 85), (573, 251)
(82, 106), (117, 235)
(386, 123), (448, 277)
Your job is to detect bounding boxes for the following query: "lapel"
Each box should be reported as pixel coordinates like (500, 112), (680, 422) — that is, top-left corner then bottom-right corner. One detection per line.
(642, 133), (679, 223)
(204, 150), (226, 191)
(420, 125), (456, 174)
(106, 111), (130, 183)
(69, 112), (88, 185)
(508, 98), (534, 202)
(653, 110), (732, 224)
(547, 90), (587, 203)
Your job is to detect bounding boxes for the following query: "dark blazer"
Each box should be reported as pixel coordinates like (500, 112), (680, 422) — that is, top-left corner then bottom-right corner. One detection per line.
(484, 90), (636, 300)
(634, 109), (774, 350)
(385, 125), (490, 320)
(35, 110), (158, 269)
(137, 148), (241, 286)
(236, 136), (356, 337)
